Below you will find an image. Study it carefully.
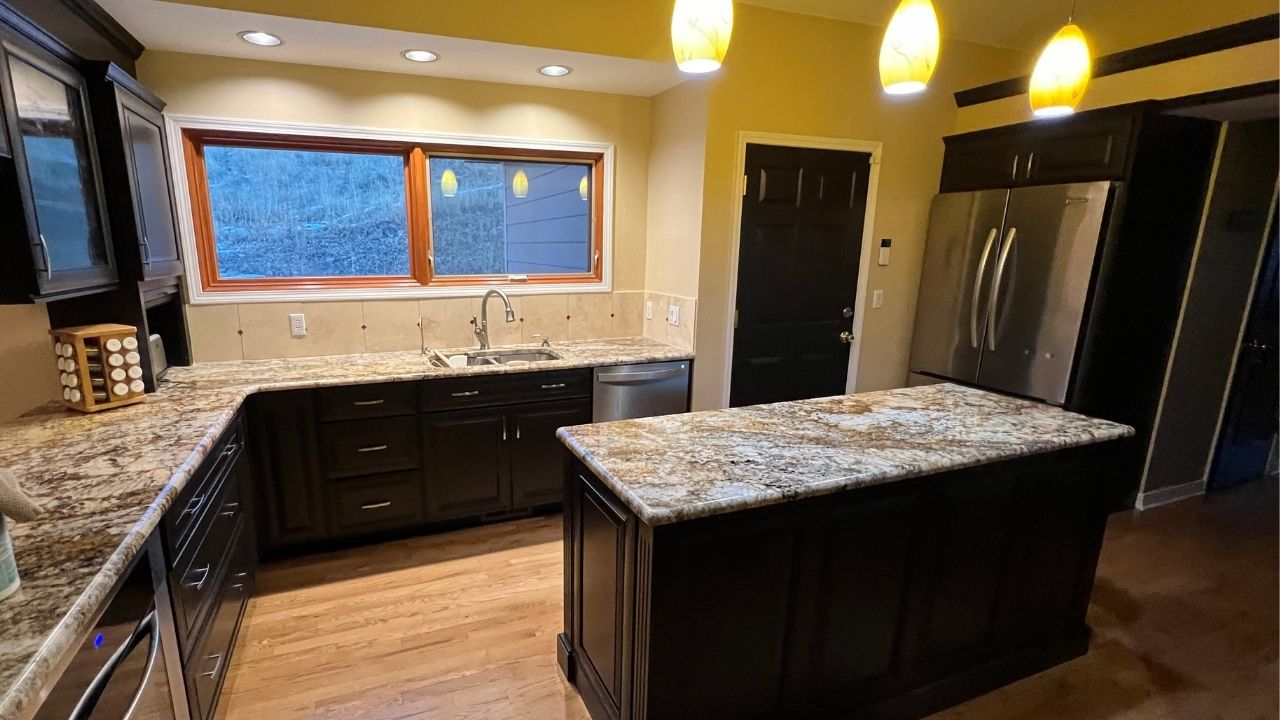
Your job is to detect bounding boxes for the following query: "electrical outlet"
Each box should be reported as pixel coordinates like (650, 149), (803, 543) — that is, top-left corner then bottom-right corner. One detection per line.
(644, 300), (653, 320)
(667, 304), (680, 326)
(289, 313), (307, 337)
(872, 289), (885, 309)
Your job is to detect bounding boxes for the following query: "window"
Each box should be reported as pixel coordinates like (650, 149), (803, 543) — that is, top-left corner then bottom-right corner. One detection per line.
(181, 128), (605, 294)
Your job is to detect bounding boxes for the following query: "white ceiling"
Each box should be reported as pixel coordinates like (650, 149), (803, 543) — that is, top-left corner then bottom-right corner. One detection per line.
(97, 0), (687, 97)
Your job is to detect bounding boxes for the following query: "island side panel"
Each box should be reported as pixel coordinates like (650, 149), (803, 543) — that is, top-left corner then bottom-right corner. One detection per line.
(562, 440), (1124, 720)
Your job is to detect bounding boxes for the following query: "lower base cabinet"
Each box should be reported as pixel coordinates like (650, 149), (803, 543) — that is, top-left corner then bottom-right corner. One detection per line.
(422, 407), (512, 520)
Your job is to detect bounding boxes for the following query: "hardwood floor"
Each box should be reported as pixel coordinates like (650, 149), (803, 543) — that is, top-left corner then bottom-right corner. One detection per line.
(219, 480), (1277, 720)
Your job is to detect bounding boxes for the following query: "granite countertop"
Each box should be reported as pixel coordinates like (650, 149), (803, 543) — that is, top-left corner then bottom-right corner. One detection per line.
(0, 337), (690, 720)
(557, 383), (1135, 526)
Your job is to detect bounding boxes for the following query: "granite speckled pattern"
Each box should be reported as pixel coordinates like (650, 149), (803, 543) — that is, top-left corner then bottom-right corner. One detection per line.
(0, 337), (689, 720)
(558, 383), (1135, 526)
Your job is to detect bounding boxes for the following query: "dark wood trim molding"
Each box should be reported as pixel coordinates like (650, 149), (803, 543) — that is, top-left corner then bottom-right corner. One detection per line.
(955, 14), (1280, 108)
(1160, 79), (1280, 111)
(59, 0), (143, 61)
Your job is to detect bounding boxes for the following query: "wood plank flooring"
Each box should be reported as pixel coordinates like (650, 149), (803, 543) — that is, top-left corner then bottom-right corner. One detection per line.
(218, 480), (1277, 720)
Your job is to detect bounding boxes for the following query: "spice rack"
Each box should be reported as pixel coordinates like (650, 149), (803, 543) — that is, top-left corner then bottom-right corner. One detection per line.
(51, 323), (147, 413)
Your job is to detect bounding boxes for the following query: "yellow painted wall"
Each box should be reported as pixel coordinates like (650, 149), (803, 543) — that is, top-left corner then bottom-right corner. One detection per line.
(645, 81), (709, 300)
(956, 40), (1280, 133)
(690, 5), (1026, 409)
(0, 306), (58, 421)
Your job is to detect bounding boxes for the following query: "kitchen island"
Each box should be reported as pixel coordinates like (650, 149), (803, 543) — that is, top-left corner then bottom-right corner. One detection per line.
(556, 383), (1134, 720)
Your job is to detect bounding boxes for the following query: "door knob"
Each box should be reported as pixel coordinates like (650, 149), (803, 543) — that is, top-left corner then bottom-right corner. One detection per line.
(839, 331), (854, 344)
(841, 307), (854, 319)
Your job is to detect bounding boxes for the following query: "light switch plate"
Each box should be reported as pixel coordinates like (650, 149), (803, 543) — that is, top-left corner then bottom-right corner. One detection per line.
(872, 289), (884, 309)
(644, 300), (653, 320)
(667, 304), (680, 326)
(289, 313), (307, 337)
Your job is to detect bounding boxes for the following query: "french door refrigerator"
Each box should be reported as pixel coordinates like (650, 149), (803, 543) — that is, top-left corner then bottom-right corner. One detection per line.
(909, 182), (1112, 405)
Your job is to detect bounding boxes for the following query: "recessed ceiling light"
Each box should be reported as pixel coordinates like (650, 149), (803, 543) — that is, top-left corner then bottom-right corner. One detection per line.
(401, 49), (439, 63)
(538, 64), (573, 77)
(238, 31), (283, 47)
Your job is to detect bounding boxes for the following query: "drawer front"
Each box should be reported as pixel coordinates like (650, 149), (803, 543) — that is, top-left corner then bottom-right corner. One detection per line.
(316, 381), (419, 422)
(328, 471), (425, 537)
(165, 414), (244, 558)
(185, 530), (251, 720)
(171, 474), (244, 655)
(320, 416), (421, 479)
(421, 369), (591, 411)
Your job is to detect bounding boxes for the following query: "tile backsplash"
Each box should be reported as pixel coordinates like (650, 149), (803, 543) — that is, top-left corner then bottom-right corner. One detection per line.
(185, 291), (650, 362)
(642, 291), (697, 351)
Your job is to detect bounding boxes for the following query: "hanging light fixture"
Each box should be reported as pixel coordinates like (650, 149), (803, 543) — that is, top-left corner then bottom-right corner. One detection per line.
(512, 169), (529, 198)
(440, 169), (458, 198)
(671, 0), (734, 74)
(878, 0), (940, 95)
(579, 175), (589, 201)
(1029, 6), (1092, 118)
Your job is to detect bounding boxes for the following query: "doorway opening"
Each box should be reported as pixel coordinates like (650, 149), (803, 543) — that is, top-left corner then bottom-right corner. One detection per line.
(727, 140), (877, 407)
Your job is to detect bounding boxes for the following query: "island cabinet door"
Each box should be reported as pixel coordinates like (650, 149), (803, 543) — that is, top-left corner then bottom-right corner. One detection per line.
(251, 389), (328, 548)
(421, 407), (512, 521)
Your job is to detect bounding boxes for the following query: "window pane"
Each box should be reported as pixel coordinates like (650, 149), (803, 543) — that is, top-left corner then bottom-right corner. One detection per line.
(428, 157), (592, 276)
(204, 146), (409, 278)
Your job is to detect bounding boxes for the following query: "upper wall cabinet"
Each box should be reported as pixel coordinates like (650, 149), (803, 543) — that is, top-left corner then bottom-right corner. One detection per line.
(0, 23), (116, 302)
(88, 62), (183, 280)
(940, 106), (1142, 193)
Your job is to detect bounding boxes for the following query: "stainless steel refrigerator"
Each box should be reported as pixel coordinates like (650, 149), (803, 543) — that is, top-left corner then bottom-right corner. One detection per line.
(908, 182), (1113, 405)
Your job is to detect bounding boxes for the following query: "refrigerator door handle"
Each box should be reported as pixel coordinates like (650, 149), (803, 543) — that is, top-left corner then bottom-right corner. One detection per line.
(987, 226), (1017, 351)
(969, 227), (999, 349)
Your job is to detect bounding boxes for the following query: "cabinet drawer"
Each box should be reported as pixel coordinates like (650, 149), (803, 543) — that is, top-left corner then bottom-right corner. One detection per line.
(165, 414), (244, 559)
(320, 416), (420, 479)
(328, 472), (425, 537)
(171, 474), (244, 656)
(185, 530), (251, 720)
(316, 382), (419, 422)
(421, 369), (591, 411)
(502, 370), (592, 403)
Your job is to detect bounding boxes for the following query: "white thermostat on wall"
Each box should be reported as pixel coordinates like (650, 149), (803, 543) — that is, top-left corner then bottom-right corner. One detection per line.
(878, 238), (892, 266)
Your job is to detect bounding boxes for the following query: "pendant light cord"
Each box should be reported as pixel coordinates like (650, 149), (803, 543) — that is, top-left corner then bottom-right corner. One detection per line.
(1068, 0), (1078, 23)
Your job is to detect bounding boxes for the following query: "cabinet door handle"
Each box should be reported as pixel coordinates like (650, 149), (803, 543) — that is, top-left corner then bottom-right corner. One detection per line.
(200, 653), (224, 679)
(451, 390), (480, 398)
(540, 383), (567, 390)
(185, 564), (211, 591)
(351, 399), (385, 406)
(502, 417), (508, 441)
(140, 234), (151, 265)
(360, 501), (392, 510)
(1011, 154), (1020, 180)
(37, 234), (52, 279)
(356, 444), (388, 453)
(515, 423), (521, 440)
(1025, 152), (1035, 178)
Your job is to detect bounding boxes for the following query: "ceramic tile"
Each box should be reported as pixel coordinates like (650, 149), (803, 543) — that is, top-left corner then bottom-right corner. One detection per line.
(302, 302), (365, 356)
(567, 293), (613, 340)
(184, 304), (242, 362)
(666, 296), (696, 350)
(362, 301), (421, 353)
(642, 291), (668, 344)
(419, 298), (477, 350)
(483, 295), (523, 347)
(238, 303), (305, 360)
(521, 294), (569, 344)
(612, 292), (643, 337)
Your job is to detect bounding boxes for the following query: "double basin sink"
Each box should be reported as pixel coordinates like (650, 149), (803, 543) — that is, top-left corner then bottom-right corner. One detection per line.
(424, 347), (562, 368)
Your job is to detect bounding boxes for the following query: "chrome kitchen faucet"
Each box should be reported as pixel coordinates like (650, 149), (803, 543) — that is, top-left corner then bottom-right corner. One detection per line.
(474, 289), (516, 350)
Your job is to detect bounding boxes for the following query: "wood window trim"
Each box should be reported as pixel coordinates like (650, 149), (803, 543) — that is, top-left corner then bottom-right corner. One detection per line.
(182, 129), (606, 294)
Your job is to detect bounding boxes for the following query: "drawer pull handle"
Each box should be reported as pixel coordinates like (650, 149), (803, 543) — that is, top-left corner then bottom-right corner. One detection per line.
(219, 502), (240, 518)
(179, 494), (205, 520)
(361, 501), (392, 510)
(352, 399), (385, 406)
(356, 444), (389, 453)
(185, 564), (211, 591)
(451, 390), (480, 397)
(200, 653), (224, 679)
(541, 383), (567, 390)
(221, 441), (239, 458)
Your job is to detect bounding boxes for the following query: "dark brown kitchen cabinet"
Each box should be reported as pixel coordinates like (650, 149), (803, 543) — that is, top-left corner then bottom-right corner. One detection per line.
(0, 22), (116, 301)
(940, 105), (1141, 192)
(251, 389), (329, 546)
(422, 407), (512, 521)
(88, 62), (183, 280)
(511, 399), (592, 507)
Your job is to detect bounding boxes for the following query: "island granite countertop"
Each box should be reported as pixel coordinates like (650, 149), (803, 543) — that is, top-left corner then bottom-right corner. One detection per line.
(0, 337), (690, 720)
(557, 383), (1134, 526)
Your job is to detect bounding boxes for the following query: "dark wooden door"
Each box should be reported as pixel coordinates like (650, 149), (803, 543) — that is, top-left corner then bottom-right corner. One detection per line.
(116, 87), (183, 279)
(421, 407), (511, 520)
(250, 390), (328, 548)
(1210, 217), (1279, 490)
(731, 144), (870, 407)
(511, 399), (591, 507)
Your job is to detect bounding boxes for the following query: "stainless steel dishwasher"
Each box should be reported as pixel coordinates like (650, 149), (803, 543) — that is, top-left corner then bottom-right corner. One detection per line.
(593, 361), (691, 421)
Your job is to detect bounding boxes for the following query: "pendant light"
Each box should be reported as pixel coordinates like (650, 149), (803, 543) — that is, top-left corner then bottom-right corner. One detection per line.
(512, 169), (529, 198)
(440, 169), (458, 198)
(1029, 3), (1092, 118)
(579, 175), (589, 201)
(878, 0), (940, 95)
(671, 0), (734, 74)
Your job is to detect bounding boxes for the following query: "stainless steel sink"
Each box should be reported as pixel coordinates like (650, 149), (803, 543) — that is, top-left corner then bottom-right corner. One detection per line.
(424, 347), (561, 368)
